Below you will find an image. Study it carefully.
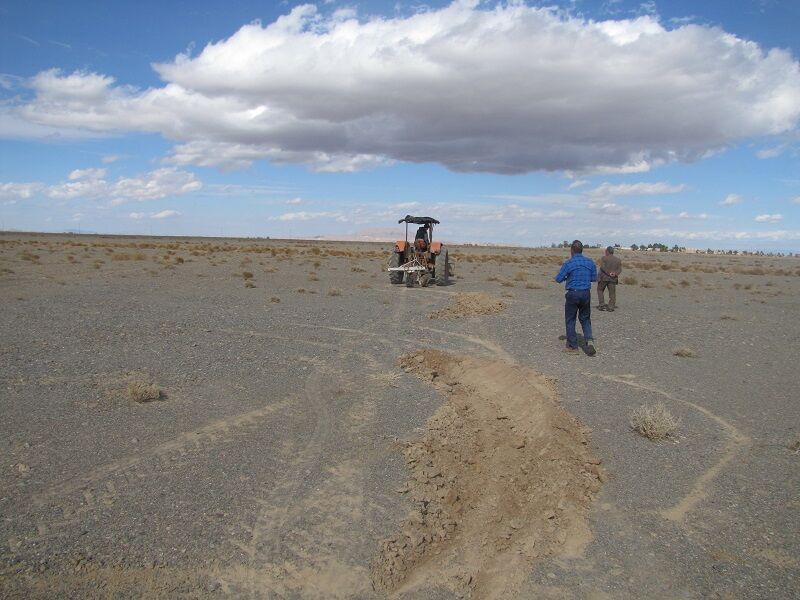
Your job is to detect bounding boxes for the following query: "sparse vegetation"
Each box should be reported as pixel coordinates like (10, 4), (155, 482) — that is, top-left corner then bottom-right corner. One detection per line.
(242, 271), (254, 280)
(629, 403), (680, 441)
(621, 276), (637, 285)
(327, 288), (342, 296)
(128, 381), (161, 403)
(673, 347), (697, 358)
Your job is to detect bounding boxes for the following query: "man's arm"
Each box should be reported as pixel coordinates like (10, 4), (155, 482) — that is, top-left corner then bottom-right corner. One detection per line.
(555, 262), (569, 283)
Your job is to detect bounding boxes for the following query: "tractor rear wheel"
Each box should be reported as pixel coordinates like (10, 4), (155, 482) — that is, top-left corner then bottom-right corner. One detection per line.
(388, 251), (404, 284)
(435, 248), (450, 285)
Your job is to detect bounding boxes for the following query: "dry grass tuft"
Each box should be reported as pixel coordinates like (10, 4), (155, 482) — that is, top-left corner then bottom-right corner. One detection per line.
(244, 281), (256, 288)
(630, 403), (680, 440)
(720, 313), (737, 321)
(672, 346), (697, 358)
(270, 296), (280, 303)
(327, 288), (342, 296)
(525, 282), (543, 289)
(640, 281), (655, 288)
(242, 271), (254, 280)
(621, 275), (637, 285)
(128, 381), (161, 403)
(512, 271), (528, 281)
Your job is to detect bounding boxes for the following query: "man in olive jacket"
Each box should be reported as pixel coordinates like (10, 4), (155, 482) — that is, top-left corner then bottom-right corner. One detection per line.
(597, 246), (622, 311)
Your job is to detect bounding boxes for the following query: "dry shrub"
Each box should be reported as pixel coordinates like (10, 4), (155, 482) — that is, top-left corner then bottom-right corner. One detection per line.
(720, 313), (737, 321)
(525, 282), (543, 289)
(242, 271), (254, 280)
(244, 281), (256, 288)
(630, 403), (680, 440)
(351, 266), (366, 273)
(621, 275), (637, 285)
(327, 288), (342, 296)
(270, 296), (280, 303)
(308, 273), (319, 281)
(679, 280), (691, 287)
(297, 288), (307, 293)
(512, 271), (528, 281)
(128, 381), (161, 403)
(501, 280), (515, 287)
(640, 281), (655, 288)
(672, 347), (697, 358)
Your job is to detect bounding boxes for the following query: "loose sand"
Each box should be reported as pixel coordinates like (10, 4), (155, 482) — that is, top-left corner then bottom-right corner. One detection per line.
(373, 350), (602, 598)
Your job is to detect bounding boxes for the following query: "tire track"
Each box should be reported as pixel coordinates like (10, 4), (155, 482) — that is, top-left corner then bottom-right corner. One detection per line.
(23, 397), (295, 544)
(220, 334), (390, 598)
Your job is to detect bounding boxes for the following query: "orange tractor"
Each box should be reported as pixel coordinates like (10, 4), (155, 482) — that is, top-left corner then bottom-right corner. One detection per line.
(387, 215), (451, 287)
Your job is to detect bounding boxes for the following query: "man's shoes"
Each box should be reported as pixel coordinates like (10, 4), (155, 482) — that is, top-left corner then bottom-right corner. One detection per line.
(597, 305), (607, 311)
(564, 345), (579, 354)
(585, 340), (597, 356)
(607, 307), (615, 312)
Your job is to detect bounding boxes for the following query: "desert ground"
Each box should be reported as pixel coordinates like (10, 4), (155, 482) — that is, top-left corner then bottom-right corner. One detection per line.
(1, 232), (798, 599)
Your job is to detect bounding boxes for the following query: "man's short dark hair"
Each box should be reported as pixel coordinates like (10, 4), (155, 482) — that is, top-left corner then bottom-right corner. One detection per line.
(606, 246), (614, 254)
(571, 240), (583, 254)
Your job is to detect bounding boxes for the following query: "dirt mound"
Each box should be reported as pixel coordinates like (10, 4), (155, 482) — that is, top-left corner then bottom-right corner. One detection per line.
(372, 350), (604, 599)
(429, 293), (507, 320)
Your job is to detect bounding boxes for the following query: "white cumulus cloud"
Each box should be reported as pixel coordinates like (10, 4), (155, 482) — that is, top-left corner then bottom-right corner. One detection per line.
(272, 211), (348, 222)
(151, 209), (180, 219)
(588, 181), (687, 197)
(754, 213), (783, 223)
(720, 193), (743, 206)
(68, 168), (106, 181)
(129, 209), (181, 220)
(3, 167), (201, 203)
(0, 182), (43, 199)
(5, 2), (799, 174)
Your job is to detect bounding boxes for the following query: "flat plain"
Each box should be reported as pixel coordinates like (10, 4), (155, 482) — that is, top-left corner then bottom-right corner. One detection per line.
(1, 233), (798, 599)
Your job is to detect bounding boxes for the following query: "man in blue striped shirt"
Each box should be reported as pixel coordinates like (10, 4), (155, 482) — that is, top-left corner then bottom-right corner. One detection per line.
(555, 240), (597, 355)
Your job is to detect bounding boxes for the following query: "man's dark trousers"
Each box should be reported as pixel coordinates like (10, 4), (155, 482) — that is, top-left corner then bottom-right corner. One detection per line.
(565, 289), (593, 349)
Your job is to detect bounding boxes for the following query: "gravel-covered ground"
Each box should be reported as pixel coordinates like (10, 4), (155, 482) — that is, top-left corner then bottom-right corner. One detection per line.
(1, 233), (798, 599)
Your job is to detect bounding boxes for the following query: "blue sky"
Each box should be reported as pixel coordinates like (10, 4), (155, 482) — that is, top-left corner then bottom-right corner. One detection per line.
(1, 0), (798, 250)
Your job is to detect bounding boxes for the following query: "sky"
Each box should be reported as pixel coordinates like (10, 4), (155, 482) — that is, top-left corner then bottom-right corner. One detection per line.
(1, 0), (799, 251)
